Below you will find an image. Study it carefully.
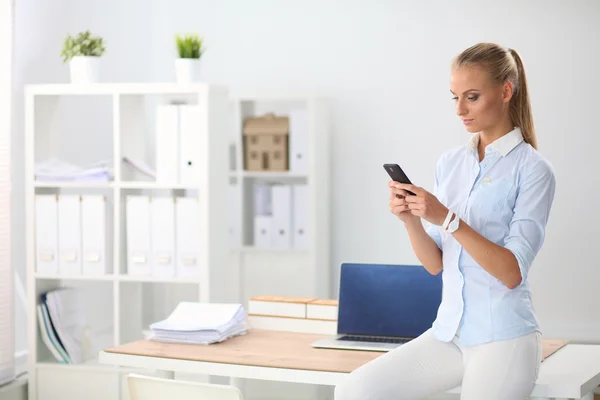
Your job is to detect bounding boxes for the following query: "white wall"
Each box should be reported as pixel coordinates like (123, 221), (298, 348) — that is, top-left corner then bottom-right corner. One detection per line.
(12, 0), (71, 358)
(13, 0), (600, 344)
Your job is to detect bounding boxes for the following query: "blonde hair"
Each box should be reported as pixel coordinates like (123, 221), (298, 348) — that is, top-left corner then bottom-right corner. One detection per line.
(452, 43), (537, 150)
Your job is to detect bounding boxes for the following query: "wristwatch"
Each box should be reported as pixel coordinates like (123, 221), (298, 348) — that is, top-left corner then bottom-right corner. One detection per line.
(446, 212), (460, 233)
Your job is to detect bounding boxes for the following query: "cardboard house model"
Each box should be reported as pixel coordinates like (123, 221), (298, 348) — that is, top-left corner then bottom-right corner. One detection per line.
(243, 114), (289, 171)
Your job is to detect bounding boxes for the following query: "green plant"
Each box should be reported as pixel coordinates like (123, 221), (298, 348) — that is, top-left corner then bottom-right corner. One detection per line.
(60, 30), (106, 63)
(175, 34), (205, 59)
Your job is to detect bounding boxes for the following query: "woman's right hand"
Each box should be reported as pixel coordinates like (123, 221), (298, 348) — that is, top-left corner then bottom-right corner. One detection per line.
(388, 181), (418, 223)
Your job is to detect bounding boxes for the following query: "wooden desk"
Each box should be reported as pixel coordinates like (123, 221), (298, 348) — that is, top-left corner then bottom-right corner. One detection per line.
(99, 330), (600, 400)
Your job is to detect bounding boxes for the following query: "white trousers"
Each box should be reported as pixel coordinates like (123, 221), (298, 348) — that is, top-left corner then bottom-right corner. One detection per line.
(334, 329), (542, 400)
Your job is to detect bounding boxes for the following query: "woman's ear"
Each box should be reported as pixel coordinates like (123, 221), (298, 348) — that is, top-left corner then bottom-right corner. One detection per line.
(503, 81), (514, 103)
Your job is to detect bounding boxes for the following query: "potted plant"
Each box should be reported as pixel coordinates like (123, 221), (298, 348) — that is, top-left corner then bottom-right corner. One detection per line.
(61, 30), (106, 84)
(175, 33), (205, 83)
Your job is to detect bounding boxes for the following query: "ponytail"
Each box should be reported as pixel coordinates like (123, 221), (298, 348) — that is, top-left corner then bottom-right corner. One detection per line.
(453, 43), (538, 150)
(509, 49), (537, 150)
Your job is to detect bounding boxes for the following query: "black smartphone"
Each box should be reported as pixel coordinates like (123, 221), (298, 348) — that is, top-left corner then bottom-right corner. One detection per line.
(383, 163), (416, 196)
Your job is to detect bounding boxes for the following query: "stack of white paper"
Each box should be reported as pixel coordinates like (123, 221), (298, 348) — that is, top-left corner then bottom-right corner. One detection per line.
(149, 302), (248, 345)
(35, 158), (112, 182)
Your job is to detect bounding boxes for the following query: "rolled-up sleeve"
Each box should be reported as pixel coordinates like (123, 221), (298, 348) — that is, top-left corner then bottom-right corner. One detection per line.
(504, 159), (556, 284)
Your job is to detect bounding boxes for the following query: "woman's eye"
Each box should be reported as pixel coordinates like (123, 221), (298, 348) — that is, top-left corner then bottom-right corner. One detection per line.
(452, 96), (458, 101)
(468, 95), (479, 101)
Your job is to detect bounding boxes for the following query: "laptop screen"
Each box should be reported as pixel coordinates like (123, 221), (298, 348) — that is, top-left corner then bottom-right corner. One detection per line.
(337, 263), (443, 338)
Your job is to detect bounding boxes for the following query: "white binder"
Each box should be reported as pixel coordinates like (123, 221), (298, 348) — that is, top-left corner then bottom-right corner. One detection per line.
(35, 195), (58, 275)
(58, 195), (82, 275)
(81, 195), (107, 275)
(271, 184), (292, 248)
(292, 184), (309, 249)
(253, 183), (272, 216)
(151, 197), (176, 278)
(175, 197), (202, 277)
(126, 196), (152, 276)
(254, 215), (272, 248)
(289, 109), (309, 173)
(179, 105), (206, 185)
(155, 105), (180, 183)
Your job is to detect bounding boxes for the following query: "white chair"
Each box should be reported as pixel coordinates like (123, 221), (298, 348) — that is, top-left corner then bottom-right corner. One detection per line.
(126, 373), (244, 400)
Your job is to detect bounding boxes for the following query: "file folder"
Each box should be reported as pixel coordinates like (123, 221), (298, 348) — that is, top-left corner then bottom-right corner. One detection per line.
(155, 105), (180, 183)
(126, 196), (152, 276)
(58, 195), (82, 275)
(292, 184), (309, 249)
(81, 195), (107, 275)
(151, 197), (176, 278)
(253, 183), (272, 216)
(271, 185), (292, 248)
(289, 109), (309, 173)
(254, 215), (272, 248)
(179, 105), (206, 185)
(175, 197), (202, 277)
(35, 195), (58, 275)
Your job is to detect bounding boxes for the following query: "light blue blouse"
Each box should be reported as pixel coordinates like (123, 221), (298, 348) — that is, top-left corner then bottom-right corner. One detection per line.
(426, 127), (556, 346)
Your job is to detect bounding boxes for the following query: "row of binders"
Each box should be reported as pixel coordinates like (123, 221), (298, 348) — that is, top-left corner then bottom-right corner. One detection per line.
(126, 196), (203, 278)
(37, 288), (95, 364)
(34, 194), (204, 278)
(251, 183), (308, 249)
(35, 195), (110, 276)
(247, 295), (338, 335)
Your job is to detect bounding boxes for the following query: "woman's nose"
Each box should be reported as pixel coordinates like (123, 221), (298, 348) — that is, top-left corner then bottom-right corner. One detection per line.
(456, 99), (467, 116)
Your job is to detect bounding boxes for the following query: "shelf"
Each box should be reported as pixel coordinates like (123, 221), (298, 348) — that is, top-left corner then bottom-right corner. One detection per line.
(33, 181), (201, 190)
(26, 83), (216, 96)
(237, 246), (309, 254)
(118, 275), (203, 284)
(230, 171), (309, 179)
(37, 357), (116, 372)
(119, 181), (199, 190)
(35, 274), (115, 281)
(34, 181), (114, 189)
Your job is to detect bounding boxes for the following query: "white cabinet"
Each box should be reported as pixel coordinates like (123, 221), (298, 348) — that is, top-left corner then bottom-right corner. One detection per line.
(25, 83), (232, 400)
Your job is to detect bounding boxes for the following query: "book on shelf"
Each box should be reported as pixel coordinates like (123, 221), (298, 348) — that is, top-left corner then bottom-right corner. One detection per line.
(37, 288), (95, 364)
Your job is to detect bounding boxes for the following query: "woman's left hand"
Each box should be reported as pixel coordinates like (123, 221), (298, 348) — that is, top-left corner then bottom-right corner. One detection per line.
(395, 183), (449, 226)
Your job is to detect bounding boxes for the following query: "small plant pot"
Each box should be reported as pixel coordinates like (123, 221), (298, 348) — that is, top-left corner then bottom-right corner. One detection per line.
(175, 58), (201, 83)
(69, 56), (100, 83)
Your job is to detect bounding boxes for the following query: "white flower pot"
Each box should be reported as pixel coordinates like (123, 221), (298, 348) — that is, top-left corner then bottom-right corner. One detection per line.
(69, 56), (100, 84)
(175, 58), (201, 83)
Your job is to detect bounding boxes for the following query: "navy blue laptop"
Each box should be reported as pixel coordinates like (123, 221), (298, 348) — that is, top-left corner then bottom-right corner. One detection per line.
(312, 263), (443, 351)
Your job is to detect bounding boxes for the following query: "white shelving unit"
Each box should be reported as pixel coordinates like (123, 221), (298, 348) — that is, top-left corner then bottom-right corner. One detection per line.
(25, 83), (233, 400)
(228, 92), (331, 305)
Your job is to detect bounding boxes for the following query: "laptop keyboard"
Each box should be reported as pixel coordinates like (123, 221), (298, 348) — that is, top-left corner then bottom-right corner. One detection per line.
(338, 335), (411, 344)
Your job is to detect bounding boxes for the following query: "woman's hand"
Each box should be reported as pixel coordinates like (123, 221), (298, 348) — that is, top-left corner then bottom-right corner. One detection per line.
(394, 183), (449, 226)
(388, 181), (418, 223)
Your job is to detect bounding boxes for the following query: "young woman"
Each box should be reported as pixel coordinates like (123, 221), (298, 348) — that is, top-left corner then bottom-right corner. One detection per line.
(334, 43), (556, 400)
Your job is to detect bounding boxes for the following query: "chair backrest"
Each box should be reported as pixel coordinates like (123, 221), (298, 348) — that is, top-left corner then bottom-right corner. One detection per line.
(127, 373), (243, 400)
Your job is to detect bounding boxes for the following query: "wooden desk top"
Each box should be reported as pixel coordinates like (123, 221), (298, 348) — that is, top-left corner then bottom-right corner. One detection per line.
(104, 330), (568, 374)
